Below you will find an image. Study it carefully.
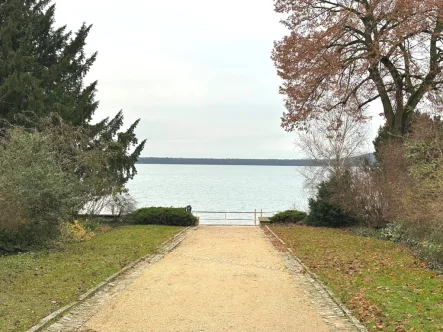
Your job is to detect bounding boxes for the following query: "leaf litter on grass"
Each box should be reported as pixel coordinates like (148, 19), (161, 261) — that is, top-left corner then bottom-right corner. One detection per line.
(270, 225), (443, 332)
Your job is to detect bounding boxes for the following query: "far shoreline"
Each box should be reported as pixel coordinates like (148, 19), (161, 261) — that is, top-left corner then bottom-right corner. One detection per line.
(136, 155), (374, 167)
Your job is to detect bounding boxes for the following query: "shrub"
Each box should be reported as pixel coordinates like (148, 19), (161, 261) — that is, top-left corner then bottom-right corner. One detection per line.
(0, 128), (84, 251)
(348, 226), (383, 239)
(380, 222), (443, 269)
(305, 174), (357, 228)
(270, 210), (307, 223)
(330, 166), (389, 229)
(60, 220), (96, 243)
(0, 116), (142, 250)
(0, 224), (59, 252)
(107, 194), (137, 216)
(77, 218), (101, 233)
(126, 207), (198, 226)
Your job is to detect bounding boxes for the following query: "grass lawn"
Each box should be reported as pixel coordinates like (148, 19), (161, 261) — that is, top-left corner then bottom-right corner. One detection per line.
(269, 225), (443, 331)
(0, 225), (184, 332)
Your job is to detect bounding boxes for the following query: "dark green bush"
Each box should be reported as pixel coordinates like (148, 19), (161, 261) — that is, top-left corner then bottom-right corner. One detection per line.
(126, 207), (198, 226)
(270, 210), (307, 223)
(305, 174), (357, 228)
(0, 223), (60, 252)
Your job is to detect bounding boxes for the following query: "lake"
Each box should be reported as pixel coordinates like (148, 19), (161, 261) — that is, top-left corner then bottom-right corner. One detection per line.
(127, 164), (311, 225)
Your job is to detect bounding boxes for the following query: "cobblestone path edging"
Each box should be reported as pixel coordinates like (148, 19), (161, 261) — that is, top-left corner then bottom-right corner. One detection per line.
(263, 225), (368, 332)
(27, 227), (194, 332)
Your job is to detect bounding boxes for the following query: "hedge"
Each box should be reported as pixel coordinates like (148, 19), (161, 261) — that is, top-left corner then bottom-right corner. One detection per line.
(126, 207), (198, 226)
(270, 210), (307, 224)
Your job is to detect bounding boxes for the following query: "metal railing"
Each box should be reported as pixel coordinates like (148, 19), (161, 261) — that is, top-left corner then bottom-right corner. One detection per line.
(193, 209), (275, 226)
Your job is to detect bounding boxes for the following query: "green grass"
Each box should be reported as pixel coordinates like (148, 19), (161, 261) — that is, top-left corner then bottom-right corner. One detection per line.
(269, 226), (443, 331)
(0, 225), (184, 332)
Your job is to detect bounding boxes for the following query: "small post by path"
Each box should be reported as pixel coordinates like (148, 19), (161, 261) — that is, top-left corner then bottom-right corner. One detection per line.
(254, 209), (257, 225)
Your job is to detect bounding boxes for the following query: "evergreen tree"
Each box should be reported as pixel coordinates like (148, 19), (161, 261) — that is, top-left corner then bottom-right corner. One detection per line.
(0, 0), (145, 191)
(89, 111), (146, 191)
(0, 0), (98, 125)
(305, 173), (357, 228)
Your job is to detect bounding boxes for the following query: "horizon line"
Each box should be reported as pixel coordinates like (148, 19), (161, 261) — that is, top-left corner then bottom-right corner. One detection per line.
(138, 154), (373, 161)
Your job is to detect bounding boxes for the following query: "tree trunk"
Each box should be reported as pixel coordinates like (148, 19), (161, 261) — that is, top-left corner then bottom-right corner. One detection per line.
(388, 107), (411, 135)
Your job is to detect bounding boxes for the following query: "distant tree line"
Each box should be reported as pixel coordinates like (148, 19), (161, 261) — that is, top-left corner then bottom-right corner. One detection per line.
(137, 156), (374, 167)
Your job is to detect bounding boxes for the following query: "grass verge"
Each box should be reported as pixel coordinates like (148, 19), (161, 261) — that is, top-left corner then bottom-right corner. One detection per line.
(0, 225), (184, 332)
(269, 225), (443, 331)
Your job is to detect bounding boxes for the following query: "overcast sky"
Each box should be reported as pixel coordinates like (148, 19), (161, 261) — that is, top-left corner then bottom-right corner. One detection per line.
(54, 0), (384, 159)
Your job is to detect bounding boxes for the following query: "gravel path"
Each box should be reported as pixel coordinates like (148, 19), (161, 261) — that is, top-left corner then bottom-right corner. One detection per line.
(79, 226), (330, 332)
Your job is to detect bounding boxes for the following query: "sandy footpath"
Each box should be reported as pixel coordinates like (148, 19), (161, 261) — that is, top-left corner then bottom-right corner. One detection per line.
(80, 226), (330, 332)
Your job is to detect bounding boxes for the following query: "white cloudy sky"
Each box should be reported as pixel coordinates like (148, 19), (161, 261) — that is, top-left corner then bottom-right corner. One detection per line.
(54, 0), (384, 159)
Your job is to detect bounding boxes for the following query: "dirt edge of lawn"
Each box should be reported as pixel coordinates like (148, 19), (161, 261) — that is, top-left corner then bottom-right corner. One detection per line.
(27, 226), (193, 332)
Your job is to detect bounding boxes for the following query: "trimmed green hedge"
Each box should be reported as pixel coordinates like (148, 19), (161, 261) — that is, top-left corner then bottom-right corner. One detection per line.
(126, 207), (198, 226)
(270, 210), (307, 223)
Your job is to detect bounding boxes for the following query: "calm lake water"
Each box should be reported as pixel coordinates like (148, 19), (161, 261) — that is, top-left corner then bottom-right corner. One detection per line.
(127, 164), (310, 225)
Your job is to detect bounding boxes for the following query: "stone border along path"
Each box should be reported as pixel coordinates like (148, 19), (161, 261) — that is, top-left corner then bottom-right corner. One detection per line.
(263, 226), (368, 332)
(28, 227), (193, 332)
(40, 226), (366, 332)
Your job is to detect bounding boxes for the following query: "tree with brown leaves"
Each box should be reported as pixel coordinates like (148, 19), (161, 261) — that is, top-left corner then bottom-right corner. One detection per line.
(273, 0), (443, 134)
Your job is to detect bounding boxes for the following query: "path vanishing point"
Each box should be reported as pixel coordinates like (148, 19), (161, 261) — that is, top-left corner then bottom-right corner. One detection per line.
(43, 227), (366, 332)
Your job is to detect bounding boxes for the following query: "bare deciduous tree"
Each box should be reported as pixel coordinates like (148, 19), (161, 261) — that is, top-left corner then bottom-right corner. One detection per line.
(296, 109), (370, 190)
